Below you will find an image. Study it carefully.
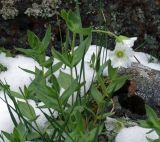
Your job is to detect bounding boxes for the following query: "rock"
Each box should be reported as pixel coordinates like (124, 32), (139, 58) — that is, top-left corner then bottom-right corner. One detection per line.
(105, 0), (160, 59)
(0, 0), (159, 60)
(118, 62), (160, 115)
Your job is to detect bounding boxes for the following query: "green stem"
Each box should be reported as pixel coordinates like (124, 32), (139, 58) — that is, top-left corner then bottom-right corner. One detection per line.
(71, 33), (76, 105)
(70, 67), (74, 105)
(71, 33), (76, 54)
(92, 29), (118, 39)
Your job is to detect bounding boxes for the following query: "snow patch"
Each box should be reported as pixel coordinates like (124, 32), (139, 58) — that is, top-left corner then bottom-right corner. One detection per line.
(115, 126), (159, 142)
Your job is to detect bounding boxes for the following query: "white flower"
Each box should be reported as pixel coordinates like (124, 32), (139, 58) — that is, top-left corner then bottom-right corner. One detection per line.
(108, 36), (137, 68)
(108, 45), (134, 68)
(116, 37), (137, 48)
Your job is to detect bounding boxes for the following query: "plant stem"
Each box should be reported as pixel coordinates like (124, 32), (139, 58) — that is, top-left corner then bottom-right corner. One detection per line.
(71, 33), (76, 54)
(70, 33), (76, 105)
(92, 29), (118, 39)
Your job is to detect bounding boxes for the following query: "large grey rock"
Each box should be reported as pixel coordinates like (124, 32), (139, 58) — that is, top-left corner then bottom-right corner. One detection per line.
(119, 63), (160, 115)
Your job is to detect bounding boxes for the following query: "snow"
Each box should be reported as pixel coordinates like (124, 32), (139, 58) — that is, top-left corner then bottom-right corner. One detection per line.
(0, 53), (49, 134)
(115, 126), (159, 142)
(0, 45), (160, 141)
(132, 52), (160, 71)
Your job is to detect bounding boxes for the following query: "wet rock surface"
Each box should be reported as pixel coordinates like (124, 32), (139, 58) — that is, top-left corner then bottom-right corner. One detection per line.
(118, 63), (160, 117)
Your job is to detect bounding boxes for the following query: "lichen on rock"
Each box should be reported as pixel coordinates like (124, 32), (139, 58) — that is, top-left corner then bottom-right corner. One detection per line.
(25, 0), (61, 18)
(0, 0), (19, 20)
(0, 0), (61, 19)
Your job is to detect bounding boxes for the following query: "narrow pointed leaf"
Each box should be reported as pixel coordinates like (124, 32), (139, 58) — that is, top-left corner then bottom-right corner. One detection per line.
(41, 25), (51, 50)
(18, 101), (36, 121)
(71, 34), (92, 66)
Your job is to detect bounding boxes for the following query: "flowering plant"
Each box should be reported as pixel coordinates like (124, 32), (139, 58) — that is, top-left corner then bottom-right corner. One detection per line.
(108, 37), (137, 68)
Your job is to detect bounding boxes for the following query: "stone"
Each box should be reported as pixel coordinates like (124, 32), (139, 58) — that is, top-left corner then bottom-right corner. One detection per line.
(118, 62), (160, 115)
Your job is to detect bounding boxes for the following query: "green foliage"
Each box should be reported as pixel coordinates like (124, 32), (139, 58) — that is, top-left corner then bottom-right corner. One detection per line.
(91, 86), (105, 107)
(17, 101), (37, 121)
(61, 10), (92, 35)
(52, 34), (92, 68)
(106, 60), (129, 96)
(58, 71), (74, 89)
(16, 25), (51, 67)
(139, 105), (160, 140)
(0, 47), (13, 57)
(2, 123), (27, 142)
(0, 63), (7, 73)
(0, 9), (138, 142)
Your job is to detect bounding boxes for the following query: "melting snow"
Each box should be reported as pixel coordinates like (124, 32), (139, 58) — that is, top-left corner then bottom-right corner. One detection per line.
(115, 126), (159, 142)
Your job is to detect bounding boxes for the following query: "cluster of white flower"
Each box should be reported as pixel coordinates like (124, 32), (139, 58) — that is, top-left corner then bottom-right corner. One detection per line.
(25, 0), (61, 18)
(0, 0), (19, 20)
(108, 36), (137, 68)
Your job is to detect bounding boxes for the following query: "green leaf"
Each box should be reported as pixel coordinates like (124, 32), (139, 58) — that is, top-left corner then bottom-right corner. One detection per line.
(97, 112), (114, 120)
(90, 53), (96, 68)
(106, 76), (128, 96)
(91, 86), (104, 106)
(45, 61), (63, 77)
(60, 79), (80, 104)
(49, 74), (60, 93)
(0, 47), (13, 57)
(52, 48), (71, 67)
(27, 68), (46, 96)
(139, 120), (152, 128)
(57, 71), (74, 89)
(17, 26), (51, 66)
(16, 48), (37, 57)
(147, 138), (160, 142)
(97, 62), (108, 76)
(74, 27), (92, 35)
(61, 9), (68, 21)
(67, 11), (81, 32)
(80, 126), (103, 142)
(2, 131), (14, 142)
(35, 84), (60, 111)
(144, 105), (160, 130)
(36, 93), (60, 111)
(139, 105), (160, 136)
(27, 132), (40, 140)
(108, 60), (118, 80)
(61, 10), (92, 35)
(71, 34), (92, 66)
(18, 67), (36, 75)
(41, 57), (53, 68)
(41, 25), (51, 50)
(13, 123), (27, 142)
(18, 101), (36, 121)
(146, 105), (158, 121)
(96, 74), (109, 97)
(10, 91), (24, 99)
(27, 30), (41, 49)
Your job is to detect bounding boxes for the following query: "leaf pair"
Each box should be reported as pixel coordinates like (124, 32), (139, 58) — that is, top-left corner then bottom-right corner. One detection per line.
(106, 60), (129, 96)
(61, 10), (92, 35)
(16, 25), (51, 66)
(139, 105), (160, 138)
(52, 34), (92, 68)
